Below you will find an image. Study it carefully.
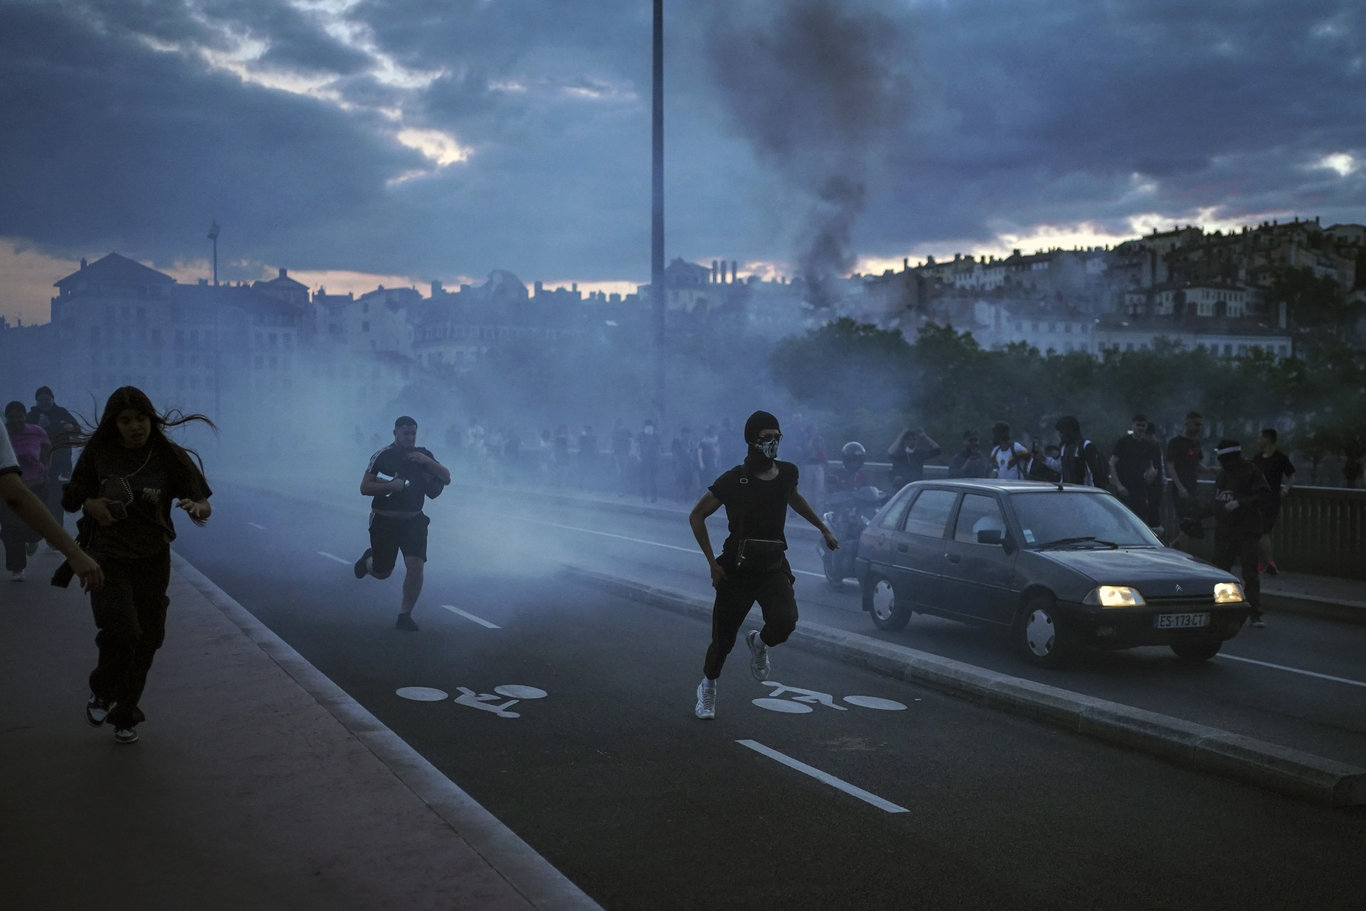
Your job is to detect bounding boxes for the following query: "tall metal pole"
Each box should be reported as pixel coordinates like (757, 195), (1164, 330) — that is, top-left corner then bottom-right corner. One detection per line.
(650, 0), (666, 421)
(208, 220), (220, 287)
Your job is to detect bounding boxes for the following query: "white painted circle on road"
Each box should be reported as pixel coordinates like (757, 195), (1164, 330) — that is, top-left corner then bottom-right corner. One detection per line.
(495, 685), (548, 700)
(842, 695), (908, 711)
(753, 698), (813, 714)
(396, 687), (449, 702)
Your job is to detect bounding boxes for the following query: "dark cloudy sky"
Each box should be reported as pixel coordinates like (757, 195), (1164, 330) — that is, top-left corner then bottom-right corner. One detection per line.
(2, 0), (1364, 324)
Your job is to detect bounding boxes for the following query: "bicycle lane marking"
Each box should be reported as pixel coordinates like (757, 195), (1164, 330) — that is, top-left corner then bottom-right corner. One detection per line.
(737, 739), (908, 814)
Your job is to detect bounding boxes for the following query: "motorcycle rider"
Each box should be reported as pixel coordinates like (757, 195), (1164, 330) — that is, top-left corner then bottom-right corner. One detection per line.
(827, 441), (869, 494)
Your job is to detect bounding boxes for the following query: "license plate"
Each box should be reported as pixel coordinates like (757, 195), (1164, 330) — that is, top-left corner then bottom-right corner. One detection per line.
(1155, 612), (1210, 629)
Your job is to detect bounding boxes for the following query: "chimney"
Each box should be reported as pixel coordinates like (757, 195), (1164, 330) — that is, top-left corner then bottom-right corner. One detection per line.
(712, 260), (719, 284)
(731, 260), (738, 283)
(279, 268), (288, 279)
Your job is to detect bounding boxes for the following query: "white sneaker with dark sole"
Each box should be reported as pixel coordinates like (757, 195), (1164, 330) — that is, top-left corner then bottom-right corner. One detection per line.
(746, 630), (770, 681)
(86, 695), (111, 727)
(694, 680), (716, 720)
(113, 727), (139, 744)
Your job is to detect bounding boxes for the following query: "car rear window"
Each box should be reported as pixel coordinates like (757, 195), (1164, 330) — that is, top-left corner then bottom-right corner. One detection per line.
(902, 488), (957, 538)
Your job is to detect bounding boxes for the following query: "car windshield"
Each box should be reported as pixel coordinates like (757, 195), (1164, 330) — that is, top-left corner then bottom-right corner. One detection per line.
(1011, 491), (1159, 549)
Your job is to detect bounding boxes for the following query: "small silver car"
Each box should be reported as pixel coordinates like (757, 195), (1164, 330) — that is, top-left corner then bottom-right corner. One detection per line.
(855, 479), (1252, 667)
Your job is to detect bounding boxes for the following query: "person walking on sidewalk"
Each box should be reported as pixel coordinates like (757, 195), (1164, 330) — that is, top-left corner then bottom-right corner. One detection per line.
(0, 421), (102, 590)
(687, 411), (839, 720)
(353, 415), (451, 631)
(1251, 428), (1295, 576)
(62, 387), (214, 744)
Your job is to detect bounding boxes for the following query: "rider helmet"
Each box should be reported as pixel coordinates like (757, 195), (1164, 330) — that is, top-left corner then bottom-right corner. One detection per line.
(840, 441), (866, 471)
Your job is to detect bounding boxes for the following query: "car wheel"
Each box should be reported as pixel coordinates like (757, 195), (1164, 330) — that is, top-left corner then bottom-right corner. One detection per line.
(821, 548), (843, 588)
(864, 576), (910, 631)
(1170, 641), (1222, 661)
(1016, 594), (1071, 668)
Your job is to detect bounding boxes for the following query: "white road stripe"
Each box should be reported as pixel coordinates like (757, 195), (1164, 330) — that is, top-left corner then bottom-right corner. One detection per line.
(318, 552), (351, 565)
(443, 604), (501, 629)
(247, 522), (266, 530)
(507, 517), (825, 577)
(737, 739), (908, 814)
(1217, 653), (1366, 688)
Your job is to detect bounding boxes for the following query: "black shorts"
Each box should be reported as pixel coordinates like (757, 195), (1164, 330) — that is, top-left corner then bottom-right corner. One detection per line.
(368, 513), (430, 574)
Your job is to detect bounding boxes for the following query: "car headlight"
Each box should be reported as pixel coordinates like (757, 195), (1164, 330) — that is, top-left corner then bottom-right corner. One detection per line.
(1214, 582), (1245, 604)
(1084, 585), (1146, 608)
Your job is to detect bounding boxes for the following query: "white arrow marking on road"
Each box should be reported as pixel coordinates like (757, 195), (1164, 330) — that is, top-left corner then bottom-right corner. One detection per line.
(443, 604), (501, 629)
(317, 552), (351, 564)
(1217, 653), (1366, 688)
(737, 739), (908, 814)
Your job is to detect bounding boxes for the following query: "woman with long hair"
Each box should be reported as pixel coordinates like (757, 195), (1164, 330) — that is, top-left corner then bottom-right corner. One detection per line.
(61, 387), (214, 744)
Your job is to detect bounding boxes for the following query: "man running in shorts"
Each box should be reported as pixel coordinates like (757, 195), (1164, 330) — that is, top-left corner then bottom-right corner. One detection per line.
(354, 415), (451, 630)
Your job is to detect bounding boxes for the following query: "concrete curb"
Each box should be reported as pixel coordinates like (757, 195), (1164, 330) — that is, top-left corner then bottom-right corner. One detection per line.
(562, 566), (1366, 808)
(173, 554), (605, 911)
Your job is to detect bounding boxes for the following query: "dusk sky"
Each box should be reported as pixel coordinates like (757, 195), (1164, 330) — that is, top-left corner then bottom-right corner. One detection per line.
(2, 0), (1364, 326)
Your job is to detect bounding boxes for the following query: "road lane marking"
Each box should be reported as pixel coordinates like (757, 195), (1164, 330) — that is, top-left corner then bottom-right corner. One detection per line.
(318, 552), (351, 564)
(1217, 653), (1366, 688)
(737, 739), (908, 813)
(248, 522), (266, 530)
(509, 517), (824, 578)
(443, 604), (501, 628)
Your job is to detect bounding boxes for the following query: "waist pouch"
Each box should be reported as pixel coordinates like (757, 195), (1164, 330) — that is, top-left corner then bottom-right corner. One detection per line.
(735, 538), (786, 573)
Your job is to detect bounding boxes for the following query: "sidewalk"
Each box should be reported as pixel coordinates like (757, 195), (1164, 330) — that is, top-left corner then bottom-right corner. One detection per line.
(0, 547), (601, 911)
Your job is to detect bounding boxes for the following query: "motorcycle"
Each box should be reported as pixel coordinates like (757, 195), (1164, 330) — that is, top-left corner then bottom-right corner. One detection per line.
(819, 485), (883, 588)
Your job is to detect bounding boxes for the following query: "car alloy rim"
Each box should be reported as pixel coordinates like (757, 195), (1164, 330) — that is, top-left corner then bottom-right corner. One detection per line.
(871, 580), (895, 621)
(1024, 609), (1055, 657)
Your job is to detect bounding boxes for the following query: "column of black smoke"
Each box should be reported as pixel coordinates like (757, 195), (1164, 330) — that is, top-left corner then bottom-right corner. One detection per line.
(705, 0), (912, 307)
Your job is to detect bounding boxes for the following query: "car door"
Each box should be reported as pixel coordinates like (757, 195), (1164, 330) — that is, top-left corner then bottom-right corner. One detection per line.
(887, 487), (958, 611)
(940, 492), (1017, 624)
(860, 485), (915, 580)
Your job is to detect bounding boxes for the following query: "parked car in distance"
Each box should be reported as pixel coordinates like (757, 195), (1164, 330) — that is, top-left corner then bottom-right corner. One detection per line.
(855, 479), (1252, 667)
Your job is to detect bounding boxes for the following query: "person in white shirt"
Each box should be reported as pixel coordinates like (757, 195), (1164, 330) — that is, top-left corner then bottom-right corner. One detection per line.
(990, 421), (1030, 480)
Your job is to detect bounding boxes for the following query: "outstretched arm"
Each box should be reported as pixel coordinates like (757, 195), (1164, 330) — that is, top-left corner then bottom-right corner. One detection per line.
(789, 489), (838, 550)
(0, 473), (102, 590)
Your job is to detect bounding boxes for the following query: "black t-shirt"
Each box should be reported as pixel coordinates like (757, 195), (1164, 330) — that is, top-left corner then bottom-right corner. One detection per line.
(28, 403), (79, 472)
(366, 444), (441, 513)
(1166, 434), (1204, 492)
(708, 461), (799, 557)
(65, 441), (212, 561)
(889, 445), (941, 485)
(1112, 433), (1161, 488)
(1251, 450), (1294, 492)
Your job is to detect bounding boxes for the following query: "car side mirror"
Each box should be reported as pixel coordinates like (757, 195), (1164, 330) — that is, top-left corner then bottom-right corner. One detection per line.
(977, 529), (1004, 546)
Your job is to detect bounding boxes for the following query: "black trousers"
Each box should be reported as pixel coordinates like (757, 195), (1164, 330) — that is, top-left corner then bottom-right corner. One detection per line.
(88, 551), (172, 728)
(703, 561), (798, 680)
(1212, 529), (1261, 616)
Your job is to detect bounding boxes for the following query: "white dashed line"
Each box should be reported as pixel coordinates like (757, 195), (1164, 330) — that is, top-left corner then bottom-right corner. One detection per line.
(318, 552), (351, 565)
(442, 605), (501, 629)
(247, 522), (266, 530)
(737, 739), (908, 813)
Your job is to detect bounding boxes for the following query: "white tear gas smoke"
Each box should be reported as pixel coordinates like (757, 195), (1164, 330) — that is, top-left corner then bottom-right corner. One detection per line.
(705, 1), (914, 306)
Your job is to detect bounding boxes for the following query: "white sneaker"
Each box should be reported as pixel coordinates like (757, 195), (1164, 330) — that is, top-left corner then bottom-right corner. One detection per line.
(694, 680), (716, 720)
(746, 630), (770, 681)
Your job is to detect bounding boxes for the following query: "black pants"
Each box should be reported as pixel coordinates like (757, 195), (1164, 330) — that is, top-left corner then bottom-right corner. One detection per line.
(703, 562), (798, 680)
(88, 551), (172, 728)
(1212, 529), (1261, 617)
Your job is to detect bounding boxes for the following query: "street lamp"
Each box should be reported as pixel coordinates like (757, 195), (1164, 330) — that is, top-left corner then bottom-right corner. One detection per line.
(207, 220), (220, 287)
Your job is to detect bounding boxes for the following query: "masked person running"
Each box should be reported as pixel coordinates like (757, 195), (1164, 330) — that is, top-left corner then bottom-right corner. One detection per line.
(687, 411), (839, 719)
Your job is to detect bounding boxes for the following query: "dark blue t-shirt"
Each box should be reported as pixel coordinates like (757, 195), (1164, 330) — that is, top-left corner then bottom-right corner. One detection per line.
(366, 444), (441, 513)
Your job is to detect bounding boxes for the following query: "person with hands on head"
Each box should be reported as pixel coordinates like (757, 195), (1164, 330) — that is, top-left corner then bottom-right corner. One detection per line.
(687, 410), (838, 720)
(61, 386), (214, 745)
(353, 415), (451, 631)
(0, 418), (101, 589)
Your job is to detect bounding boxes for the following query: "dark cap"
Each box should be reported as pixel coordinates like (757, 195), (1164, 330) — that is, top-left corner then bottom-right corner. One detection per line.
(1215, 439), (1242, 457)
(35, 386), (53, 398)
(744, 410), (781, 443)
(1132, 413), (1148, 424)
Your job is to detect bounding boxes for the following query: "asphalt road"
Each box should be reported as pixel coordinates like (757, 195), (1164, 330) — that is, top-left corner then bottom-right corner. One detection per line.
(173, 483), (1366, 910)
